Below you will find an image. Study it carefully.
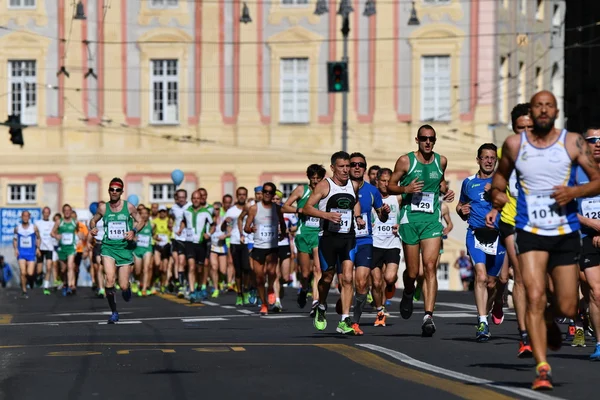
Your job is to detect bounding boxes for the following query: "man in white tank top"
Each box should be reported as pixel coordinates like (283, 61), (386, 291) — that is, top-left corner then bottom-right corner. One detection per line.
(35, 207), (55, 295)
(490, 90), (600, 391)
(244, 182), (287, 316)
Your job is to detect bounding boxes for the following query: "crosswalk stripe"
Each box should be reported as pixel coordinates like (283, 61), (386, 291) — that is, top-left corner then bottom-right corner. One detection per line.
(98, 321), (142, 325)
(181, 318), (228, 322)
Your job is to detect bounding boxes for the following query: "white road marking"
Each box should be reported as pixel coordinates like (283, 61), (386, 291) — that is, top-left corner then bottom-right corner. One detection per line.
(433, 313), (475, 318)
(358, 344), (565, 400)
(260, 315), (305, 319)
(0, 314), (248, 327)
(98, 321), (142, 325)
(201, 301), (219, 306)
(236, 309), (255, 315)
(53, 312), (132, 317)
(220, 305), (236, 309)
(181, 318), (228, 322)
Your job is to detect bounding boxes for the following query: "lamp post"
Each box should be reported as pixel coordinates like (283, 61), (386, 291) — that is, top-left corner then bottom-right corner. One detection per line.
(315, 0), (376, 153)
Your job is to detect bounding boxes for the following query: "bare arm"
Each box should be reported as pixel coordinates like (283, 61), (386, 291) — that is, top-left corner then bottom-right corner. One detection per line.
(281, 185), (305, 214)
(13, 227), (18, 254)
(35, 226), (41, 251)
(388, 155), (410, 195)
(238, 206), (249, 235)
(244, 206), (257, 234)
(89, 203), (106, 235)
(50, 220), (61, 239)
(570, 133), (600, 199)
(442, 203), (453, 235)
(491, 136), (519, 210)
(128, 203), (144, 236)
(277, 205), (287, 239)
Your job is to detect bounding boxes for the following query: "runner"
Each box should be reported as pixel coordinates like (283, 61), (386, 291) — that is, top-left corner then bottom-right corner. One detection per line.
(88, 201), (106, 298)
(89, 178), (144, 324)
(453, 250), (473, 291)
(152, 205), (172, 293)
(281, 164), (326, 316)
(186, 189), (212, 302)
(302, 151), (365, 334)
(273, 190), (298, 311)
(457, 143), (506, 342)
(244, 182), (287, 315)
(368, 165), (380, 186)
(35, 207), (55, 295)
(133, 206), (155, 296)
(225, 187), (251, 306)
(387, 124), (454, 337)
(13, 211), (40, 298)
(51, 204), (83, 296)
(575, 126), (600, 359)
(238, 186), (264, 305)
(221, 194), (236, 291)
(490, 90), (600, 390)
(170, 189), (193, 298)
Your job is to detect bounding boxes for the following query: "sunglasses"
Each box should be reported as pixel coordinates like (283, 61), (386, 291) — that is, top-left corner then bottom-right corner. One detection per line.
(263, 190), (275, 195)
(585, 136), (600, 144)
(350, 162), (367, 168)
(418, 136), (436, 143)
(109, 187), (123, 193)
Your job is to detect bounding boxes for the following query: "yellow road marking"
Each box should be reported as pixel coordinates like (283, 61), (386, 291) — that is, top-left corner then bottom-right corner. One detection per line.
(47, 351), (102, 357)
(317, 344), (514, 400)
(0, 315), (13, 325)
(230, 346), (246, 352)
(117, 349), (176, 355)
(192, 347), (231, 353)
(0, 342), (308, 349)
(155, 292), (203, 306)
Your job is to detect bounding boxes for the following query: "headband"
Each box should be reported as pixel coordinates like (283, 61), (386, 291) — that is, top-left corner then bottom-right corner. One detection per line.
(109, 181), (123, 188)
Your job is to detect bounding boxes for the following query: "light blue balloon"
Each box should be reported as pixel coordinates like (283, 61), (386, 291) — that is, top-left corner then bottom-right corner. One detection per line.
(89, 202), (99, 215)
(171, 169), (184, 186)
(127, 194), (139, 207)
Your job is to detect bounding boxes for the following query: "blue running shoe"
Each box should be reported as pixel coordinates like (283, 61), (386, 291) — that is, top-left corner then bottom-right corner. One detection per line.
(66, 287), (73, 296)
(476, 321), (491, 342)
(122, 287), (132, 302)
(248, 291), (257, 305)
(62, 287), (68, 297)
(591, 343), (600, 361)
(107, 312), (119, 324)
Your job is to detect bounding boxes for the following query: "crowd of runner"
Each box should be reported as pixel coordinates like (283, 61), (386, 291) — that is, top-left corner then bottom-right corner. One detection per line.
(9, 90), (600, 391)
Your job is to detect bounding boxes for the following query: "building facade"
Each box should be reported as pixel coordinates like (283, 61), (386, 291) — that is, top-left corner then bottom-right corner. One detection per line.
(0, 0), (566, 289)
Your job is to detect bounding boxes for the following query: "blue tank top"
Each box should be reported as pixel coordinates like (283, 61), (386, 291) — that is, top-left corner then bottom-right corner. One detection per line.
(354, 182), (384, 245)
(575, 166), (600, 238)
(459, 173), (498, 229)
(16, 224), (36, 258)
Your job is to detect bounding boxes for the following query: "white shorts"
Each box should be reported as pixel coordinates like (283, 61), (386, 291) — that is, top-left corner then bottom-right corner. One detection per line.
(52, 251), (58, 262)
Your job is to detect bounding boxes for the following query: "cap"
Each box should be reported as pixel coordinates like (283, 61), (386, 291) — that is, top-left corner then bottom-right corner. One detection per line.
(158, 205), (167, 211)
(254, 186), (263, 193)
(275, 190), (283, 198)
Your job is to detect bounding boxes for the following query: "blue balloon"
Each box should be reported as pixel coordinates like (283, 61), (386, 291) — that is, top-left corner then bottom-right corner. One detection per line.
(127, 194), (139, 207)
(171, 169), (184, 186)
(89, 202), (99, 215)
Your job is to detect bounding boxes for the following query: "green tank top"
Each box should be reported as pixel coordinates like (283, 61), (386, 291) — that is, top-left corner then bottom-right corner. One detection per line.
(297, 184), (320, 235)
(400, 152), (443, 223)
(103, 200), (133, 246)
(136, 221), (153, 250)
(58, 219), (77, 251)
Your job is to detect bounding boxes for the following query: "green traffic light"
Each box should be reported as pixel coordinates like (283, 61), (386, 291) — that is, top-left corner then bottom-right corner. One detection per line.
(334, 83), (342, 91)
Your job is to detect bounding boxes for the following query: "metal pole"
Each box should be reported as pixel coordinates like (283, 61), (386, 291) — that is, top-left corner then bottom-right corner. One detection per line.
(341, 15), (350, 153)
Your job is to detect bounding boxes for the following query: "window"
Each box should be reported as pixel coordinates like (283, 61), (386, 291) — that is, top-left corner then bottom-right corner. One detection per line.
(535, 66), (543, 92)
(520, 0), (527, 15)
(8, 184), (36, 204)
(150, 59), (179, 124)
(150, 183), (176, 203)
(437, 262), (449, 281)
(280, 182), (304, 199)
(282, 0), (309, 4)
(280, 58), (309, 124)
(149, 0), (178, 8)
(517, 61), (526, 104)
(8, 0), (35, 8)
(552, 4), (562, 27)
(498, 56), (509, 123)
(421, 55), (451, 122)
(8, 60), (37, 125)
(536, 0), (544, 21)
(423, 0), (451, 4)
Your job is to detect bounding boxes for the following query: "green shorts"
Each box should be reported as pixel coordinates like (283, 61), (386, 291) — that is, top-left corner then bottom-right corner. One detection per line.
(102, 243), (135, 267)
(295, 232), (319, 254)
(134, 246), (153, 259)
(399, 221), (443, 246)
(57, 247), (76, 262)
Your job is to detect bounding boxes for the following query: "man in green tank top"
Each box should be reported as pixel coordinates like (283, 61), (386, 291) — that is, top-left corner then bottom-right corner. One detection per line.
(282, 164), (326, 313)
(89, 177), (144, 324)
(133, 206), (155, 296)
(51, 204), (83, 296)
(388, 124), (455, 337)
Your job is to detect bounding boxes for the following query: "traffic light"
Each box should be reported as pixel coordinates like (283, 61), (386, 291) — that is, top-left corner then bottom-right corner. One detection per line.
(6, 114), (24, 147)
(327, 61), (349, 93)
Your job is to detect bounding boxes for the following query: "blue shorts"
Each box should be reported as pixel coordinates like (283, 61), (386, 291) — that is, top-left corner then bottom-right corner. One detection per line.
(350, 242), (373, 269)
(466, 230), (506, 277)
(18, 252), (36, 262)
(247, 243), (254, 251)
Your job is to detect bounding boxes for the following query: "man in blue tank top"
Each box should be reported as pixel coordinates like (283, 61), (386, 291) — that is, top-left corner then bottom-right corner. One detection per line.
(13, 211), (40, 298)
(491, 91), (600, 391)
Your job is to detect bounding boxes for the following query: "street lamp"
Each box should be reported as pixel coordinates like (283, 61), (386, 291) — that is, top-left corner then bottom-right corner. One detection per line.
(315, 0), (376, 153)
(408, 1), (420, 26)
(240, 2), (252, 24)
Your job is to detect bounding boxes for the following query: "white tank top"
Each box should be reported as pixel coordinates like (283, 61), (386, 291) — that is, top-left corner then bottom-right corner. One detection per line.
(514, 129), (580, 236)
(35, 219), (55, 251)
(318, 177), (356, 237)
(373, 195), (401, 249)
(253, 202), (279, 249)
(94, 219), (104, 241)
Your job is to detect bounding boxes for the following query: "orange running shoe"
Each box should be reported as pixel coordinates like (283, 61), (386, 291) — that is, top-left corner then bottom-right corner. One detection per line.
(260, 304), (268, 316)
(531, 363), (553, 391)
(352, 323), (364, 336)
(374, 311), (386, 327)
(268, 292), (275, 306)
(517, 340), (533, 358)
(385, 284), (396, 300)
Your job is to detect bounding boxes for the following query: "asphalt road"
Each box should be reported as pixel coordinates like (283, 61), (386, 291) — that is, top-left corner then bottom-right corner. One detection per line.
(0, 287), (595, 400)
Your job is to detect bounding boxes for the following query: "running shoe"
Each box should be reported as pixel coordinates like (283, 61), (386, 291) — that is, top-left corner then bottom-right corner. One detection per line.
(421, 314), (436, 337)
(531, 363), (553, 391)
(336, 317), (356, 335)
(476, 321), (491, 342)
(314, 306), (327, 331)
(571, 328), (586, 347)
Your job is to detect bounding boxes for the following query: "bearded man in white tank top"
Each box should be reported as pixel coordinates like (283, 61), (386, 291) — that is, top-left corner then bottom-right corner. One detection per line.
(491, 90), (600, 391)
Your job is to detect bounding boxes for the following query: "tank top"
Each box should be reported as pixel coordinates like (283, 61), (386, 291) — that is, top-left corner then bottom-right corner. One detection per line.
(514, 129), (579, 236)
(399, 152), (443, 224)
(102, 200), (134, 246)
(278, 213), (298, 246)
(94, 219), (105, 242)
(296, 185), (320, 235)
(211, 215), (228, 253)
(170, 202), (192, 242)
(373, 195), (401, 249)
(188, 206), (213, 244)
(35, 219), (54, 251)
(243, 201), (254, 245)
(318, 177), (356, 238)
(58, 219), (77, 251)
(16, 223), (36, 257)
(253, 202), (279, 249)
(153, 217), (170, 246)
(136, 221), (153, 250)
(575, 165), (600, 238)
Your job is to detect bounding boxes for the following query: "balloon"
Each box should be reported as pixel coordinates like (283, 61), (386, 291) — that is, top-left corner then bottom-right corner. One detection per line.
(171, 169), (184, 186)
(89, 202), (99, 215)
(127, 194), (139, 207)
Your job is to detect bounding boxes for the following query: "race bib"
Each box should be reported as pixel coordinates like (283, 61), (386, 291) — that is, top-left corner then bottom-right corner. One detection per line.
(355, 213), (369, 238)
(61, 233), (74, 245)
(258, 224), (276, 239)
(157, 234), (168, 246)
(374, 217), (396, 237)
(474, 235), (498, 255)
(137, 234), (150, 248)
(185, 228), (194, 242)
(20, 236), (32, 249)
(582, 198), (600, 219)
(411, 192), (434, 213)
(211, 232), (221, 246)
(305, 216), (320, 229)
(41, 231), (51, 242)
(107, 221), (127, 240)
(525, 194), (567, 230)
(329, 208), (352, 234)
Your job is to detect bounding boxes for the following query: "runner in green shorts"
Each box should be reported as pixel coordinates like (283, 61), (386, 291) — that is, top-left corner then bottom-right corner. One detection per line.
(388, 124), (455, 337)
(282, 164), (326, 313)
(133, 206), (155, 296)
(89, 177), (144, 324)
(51, 204), (83, 295)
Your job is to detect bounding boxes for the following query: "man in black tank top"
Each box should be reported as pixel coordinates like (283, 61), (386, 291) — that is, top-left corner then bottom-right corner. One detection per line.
(303, 151), (366, 335)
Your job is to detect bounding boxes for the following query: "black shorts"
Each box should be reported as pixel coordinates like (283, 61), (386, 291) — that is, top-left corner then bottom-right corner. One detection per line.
(372, 247), (401, 268)
(93, 243), (102, 260)
(251, 247), (278, 264)
(171, 239), (186, 254)
(231, 243), (250, 273)
(186, 242), (207, 264)
(499, 220), (516, 241)
(318, 235), (356, 273)
(75, 252), (83, 269)
(37, 250), (53, 263)
(278, 245), (292, 261)
(579, 236), (600, 270)
(154, 243), (172, 260)
(514, 229), (581, 269)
